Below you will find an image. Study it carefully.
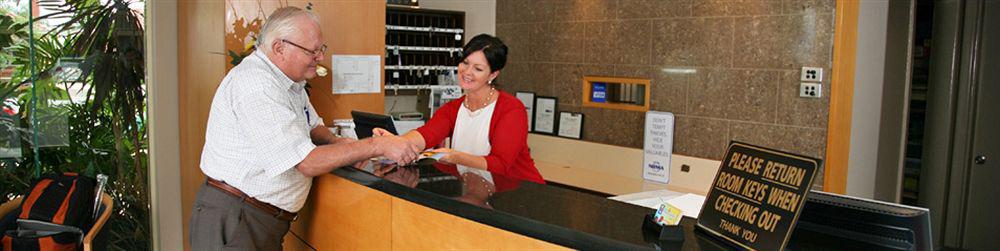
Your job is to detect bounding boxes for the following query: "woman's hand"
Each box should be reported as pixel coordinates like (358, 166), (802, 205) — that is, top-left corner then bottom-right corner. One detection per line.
(430, 147), (457, 164)
(375, 128), (428, 152)
(372, 127), (395, 137)
(429, 148), (489, 170)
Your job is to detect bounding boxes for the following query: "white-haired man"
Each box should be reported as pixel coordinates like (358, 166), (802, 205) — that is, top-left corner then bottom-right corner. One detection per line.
(190, 7), (419, 250)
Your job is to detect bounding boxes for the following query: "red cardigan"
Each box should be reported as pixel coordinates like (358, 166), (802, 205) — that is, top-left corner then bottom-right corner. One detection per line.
(416, 90), (545, 184)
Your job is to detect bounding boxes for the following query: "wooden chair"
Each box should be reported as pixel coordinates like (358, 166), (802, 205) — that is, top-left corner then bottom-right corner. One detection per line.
(0, 193), (114, 251)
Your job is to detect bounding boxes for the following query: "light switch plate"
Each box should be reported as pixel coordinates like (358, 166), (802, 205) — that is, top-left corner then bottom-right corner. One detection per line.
(800, 82), (822, 98)
(801, 67), (823, 82)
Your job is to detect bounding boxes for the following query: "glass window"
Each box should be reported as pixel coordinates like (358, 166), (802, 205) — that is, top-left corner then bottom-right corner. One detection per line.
(1, 0), (150, 249)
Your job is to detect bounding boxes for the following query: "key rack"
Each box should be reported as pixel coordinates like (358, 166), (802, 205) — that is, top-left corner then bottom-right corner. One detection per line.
(385, 6), (465, 88)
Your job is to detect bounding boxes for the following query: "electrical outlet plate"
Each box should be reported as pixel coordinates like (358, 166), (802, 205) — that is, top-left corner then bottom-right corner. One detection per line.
(800, 83), (822, 98)
(801, 67), (823, 82)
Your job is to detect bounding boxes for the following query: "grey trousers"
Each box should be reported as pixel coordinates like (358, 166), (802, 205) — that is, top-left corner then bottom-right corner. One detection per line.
(189, 182), (290, 251)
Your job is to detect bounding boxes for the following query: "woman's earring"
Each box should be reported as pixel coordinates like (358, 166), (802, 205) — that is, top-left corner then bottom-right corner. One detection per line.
(489, 79), (494, 85)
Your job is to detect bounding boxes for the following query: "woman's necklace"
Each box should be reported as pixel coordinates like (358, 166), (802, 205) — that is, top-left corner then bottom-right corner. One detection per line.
(464, 87), (495, 117)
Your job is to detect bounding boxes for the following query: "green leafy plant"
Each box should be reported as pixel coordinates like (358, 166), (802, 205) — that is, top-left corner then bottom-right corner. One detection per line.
(5, 34), (76, 102)
(1, 0), (150, 249)
(0, 14), (28, 65)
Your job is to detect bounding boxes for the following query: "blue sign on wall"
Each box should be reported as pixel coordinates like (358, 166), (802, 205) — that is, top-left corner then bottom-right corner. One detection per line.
(592, 82), (607, 103)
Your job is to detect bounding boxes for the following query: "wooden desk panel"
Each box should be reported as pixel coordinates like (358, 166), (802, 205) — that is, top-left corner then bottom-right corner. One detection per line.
(292, 174), (392, 250)
(295, 173), (567, 250)
(281, 233), (311, 251)
(391, 197), (569, 250)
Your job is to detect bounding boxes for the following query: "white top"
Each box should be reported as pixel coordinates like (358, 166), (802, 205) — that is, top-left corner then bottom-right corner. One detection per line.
(452, 100), (496, 183)
(200, 50), (323, 212)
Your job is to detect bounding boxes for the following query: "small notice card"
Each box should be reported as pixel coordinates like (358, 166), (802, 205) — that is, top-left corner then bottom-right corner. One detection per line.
(696, 141), (820, 251)
(643, 111), (674, 184)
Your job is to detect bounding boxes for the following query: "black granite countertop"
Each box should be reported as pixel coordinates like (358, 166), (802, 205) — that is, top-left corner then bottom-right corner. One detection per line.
(333, 161), (898, 251)
(332, 161), (735, 251)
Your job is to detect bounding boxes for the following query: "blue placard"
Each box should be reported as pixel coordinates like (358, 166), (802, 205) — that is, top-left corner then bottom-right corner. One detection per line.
(591, 82), (607, 103)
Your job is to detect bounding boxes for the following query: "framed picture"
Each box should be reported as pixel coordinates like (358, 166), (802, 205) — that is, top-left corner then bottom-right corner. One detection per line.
(533, 96), (558, 134)
(515, 91), (536, 132)
(557, 112), (584, 139)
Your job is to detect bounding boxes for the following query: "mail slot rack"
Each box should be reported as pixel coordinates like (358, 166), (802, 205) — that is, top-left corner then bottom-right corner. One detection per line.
(386, 25), (464, 35)
(386, 6), (465, 87)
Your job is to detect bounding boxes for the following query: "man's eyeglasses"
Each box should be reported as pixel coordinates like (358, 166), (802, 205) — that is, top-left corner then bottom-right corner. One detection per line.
(282, 39), (328, 57)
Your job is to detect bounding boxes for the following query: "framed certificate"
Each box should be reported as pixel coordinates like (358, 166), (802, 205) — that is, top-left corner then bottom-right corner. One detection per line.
(557, 112), (584, 139)
(533, 96), (557, 134)
(515, 91), (536, 132)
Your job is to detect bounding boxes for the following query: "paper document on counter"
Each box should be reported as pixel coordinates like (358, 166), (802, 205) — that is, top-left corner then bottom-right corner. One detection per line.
(618, 197), (676, 209)
(665, 193), (706, 218)
(609, 189), (684, 209)
(609, 190), (706, 219)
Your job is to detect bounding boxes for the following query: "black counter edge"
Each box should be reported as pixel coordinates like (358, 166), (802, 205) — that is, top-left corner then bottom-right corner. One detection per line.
(331, 168), (653, 251)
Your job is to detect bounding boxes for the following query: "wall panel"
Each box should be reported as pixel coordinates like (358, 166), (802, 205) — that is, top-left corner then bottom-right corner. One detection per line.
(497, 0), (840, 190)
(179, 1), (386, 249)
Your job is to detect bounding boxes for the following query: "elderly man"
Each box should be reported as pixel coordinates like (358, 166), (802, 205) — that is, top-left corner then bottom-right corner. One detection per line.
(190, 7), (419, 250)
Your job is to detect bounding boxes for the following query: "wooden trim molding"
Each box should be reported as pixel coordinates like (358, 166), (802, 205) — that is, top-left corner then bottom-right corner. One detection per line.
(146, 1), (184, 249)
(824, 0), (860, 194)
(177, 1), (224, 250)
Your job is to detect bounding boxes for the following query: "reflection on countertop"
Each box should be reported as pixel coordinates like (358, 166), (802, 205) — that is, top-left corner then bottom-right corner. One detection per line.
(344, 159), (918, 251)
(352, 159), (717, 250)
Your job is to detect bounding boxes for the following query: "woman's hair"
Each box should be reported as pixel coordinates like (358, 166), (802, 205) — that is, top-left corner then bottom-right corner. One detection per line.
(461, 34), (509, 73)
(257, 7), (321, 54)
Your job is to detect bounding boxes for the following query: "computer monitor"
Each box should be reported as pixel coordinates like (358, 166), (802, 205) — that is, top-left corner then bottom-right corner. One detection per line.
(788, 190), (933, 251)
(351, 110), (398, 139)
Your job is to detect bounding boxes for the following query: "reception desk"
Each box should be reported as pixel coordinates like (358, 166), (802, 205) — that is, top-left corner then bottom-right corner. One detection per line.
(285, 161), (899, 250)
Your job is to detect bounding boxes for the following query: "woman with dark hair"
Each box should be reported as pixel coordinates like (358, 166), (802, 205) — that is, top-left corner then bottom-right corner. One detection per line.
(375, 34), (544, 184)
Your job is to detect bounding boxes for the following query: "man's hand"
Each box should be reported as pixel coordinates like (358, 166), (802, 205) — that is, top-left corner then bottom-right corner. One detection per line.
(371, 135), (420, 164)
(334, 136), (358, 145)
(375, 164), (419, 187)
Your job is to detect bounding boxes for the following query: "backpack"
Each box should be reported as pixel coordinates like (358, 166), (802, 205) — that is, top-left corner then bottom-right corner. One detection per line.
(1, 173), (96, 251)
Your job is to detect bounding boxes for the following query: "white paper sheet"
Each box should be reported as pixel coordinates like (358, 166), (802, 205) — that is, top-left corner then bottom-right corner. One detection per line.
(608, 189), (684, 208)
(331, 55), (381, 94)
(609, 190), (706, 219)
(557, 112), (583, 138)
(665, 193), (707, 218)
(621, 197), (673, 209)
(534, 98), (556, 133)
(515, 92), (535, 131)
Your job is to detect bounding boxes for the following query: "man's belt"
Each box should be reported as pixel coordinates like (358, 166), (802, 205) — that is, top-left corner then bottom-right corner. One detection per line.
(206, 177), (298, 221)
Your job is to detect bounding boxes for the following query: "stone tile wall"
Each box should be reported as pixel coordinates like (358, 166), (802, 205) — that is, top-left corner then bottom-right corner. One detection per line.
(497, 0), (836, 185)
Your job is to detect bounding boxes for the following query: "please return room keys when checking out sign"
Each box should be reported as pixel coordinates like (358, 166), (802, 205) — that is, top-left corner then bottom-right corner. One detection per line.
(696, 141), (820, 251)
